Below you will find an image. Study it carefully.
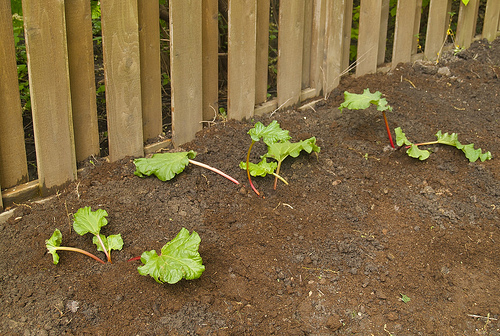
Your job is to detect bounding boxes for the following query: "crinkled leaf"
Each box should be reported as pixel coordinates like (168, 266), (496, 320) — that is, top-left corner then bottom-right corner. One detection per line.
(73, 207), (108, 236)
(248, 120), (291, 145)
(265, 137), (320, 163)
(407, 144), (430, 160)
(239, 158), (277, 177)
(401, 294), (411, 303)
(93, 234), (124, 253)
(138, 228), (205, 284)
(133, 151), (197, 181)
(436, 131), (492, 162)
(339, 88), (393, 112)
(46, 229), (62, 265)
(395, 127), (413, 146)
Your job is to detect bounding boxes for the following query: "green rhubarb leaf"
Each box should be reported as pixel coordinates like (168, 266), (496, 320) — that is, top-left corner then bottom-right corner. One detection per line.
(73, 207), (108, 236)
(265, 137), (320, 163)
(395, 127), (412, 146)
(339, 88), (393, 112)
(239, 158), (277, 177)
(93, 234), (124, 253)
(46, 229), (63, 265)
(435, 131), (492, 162)
(133, 151), (197, 181)
(248, 120), (291, 145)
(407, 144), (430, 160)
(138, 228), (205, 284)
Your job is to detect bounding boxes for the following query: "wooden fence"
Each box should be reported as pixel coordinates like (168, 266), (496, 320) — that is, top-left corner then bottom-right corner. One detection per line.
(1, 0), (499, 212)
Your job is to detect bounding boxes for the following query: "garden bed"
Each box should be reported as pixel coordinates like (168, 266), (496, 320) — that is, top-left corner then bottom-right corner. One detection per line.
(1, 38), (499, 335)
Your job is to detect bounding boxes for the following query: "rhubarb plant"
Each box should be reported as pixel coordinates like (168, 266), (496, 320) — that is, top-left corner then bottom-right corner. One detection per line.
(46, 229), (105, 265)
(45, 206), (123, 264)
(242, 121), (320, 194)
(395, 127), (492, 162)
(339, 89), (395, 148)
(134, 150), (239, 185)
(137, 228), (205, 284)
(244, 120), (291, 195)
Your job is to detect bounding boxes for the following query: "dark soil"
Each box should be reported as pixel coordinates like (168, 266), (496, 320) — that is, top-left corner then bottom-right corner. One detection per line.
(2, 38), (500, 335)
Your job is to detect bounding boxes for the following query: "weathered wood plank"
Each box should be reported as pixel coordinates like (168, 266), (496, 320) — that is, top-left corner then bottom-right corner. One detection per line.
(356, 0), (382, 76)
(456, 0), (480, 49)
(324, 0), (345, 92)
(101, 0), (144, 160)
(1, 180), (39, 209)
(341, 0), (354, 73)
(228, 0), (257, 120)
(138, 0), (162, 141)
(0, 0), (28, 188)
(425, 0), (451, 61)
(202, 0), (219, 122)
(412, 0), (423, 54)
(302, 0), (313, 89)
(482, 0), (500, 41)
(22, 0), (77, 195)
(65, 0), (100, 162)
(277, 0), (305, 108)
(255, 0), (270, 105)
(170, 0), (203, 144)
(392, 0), (418, 67)
(378, 0), (390, 65)
(309, 0), (327, 96)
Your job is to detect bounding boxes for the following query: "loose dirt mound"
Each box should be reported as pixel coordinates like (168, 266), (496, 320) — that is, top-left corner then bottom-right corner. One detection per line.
(1, 38), (499, 335)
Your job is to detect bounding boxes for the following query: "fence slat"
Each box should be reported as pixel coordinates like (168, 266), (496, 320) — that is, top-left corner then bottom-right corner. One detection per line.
(324, 0), (345, 93)
(309, 0), (327, 96)
(425, 0), (451, 61)
(0, 0), (28, 189)
(456, 0), (480, 49)
(483, 0), (500, 41)
(65, 0), (100, 162)
(138, 0), (162, 141)
(170, 0), (203, 144)
(356, 0), (383, 76)
(378, 0), (390, 65)
(277, 0), (305, 108)
(255, 0), (270, 105)
(22, 0), (77, 195)
(202, 0), (219, 121)
(341, 0), (354, 73)
(392, 0), (418, 67)
(228, 0), (257, 120)
(101, 0), (144, 160)
(302, 0), (313, 90)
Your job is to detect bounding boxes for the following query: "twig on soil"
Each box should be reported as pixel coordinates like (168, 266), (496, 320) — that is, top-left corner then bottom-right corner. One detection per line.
(270, 97), (292, 116)
(467, 314), (497, 321)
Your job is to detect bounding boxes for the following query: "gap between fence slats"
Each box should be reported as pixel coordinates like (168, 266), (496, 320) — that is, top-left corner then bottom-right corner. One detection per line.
(456, 0), (480, 49)
(255, 0), (270, 106)
(65, 0), (100, 162)
(138, 0), (162, 142)
(482, 0), (500, 41)
(22, 0), (77, 195)
(0, 0), (28, 189)
(425, 0), (451, 61)
(170, 0), (203, 145)
(228, 0), (257, 120)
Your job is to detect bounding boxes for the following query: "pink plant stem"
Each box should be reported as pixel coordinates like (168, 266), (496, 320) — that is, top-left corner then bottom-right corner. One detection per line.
(382, 111), (395, 148)
(56, 247), (106, 264)
(245, 141), (261, 196)
(95, 234), (111, 263)
(188, 159), (240, 185)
